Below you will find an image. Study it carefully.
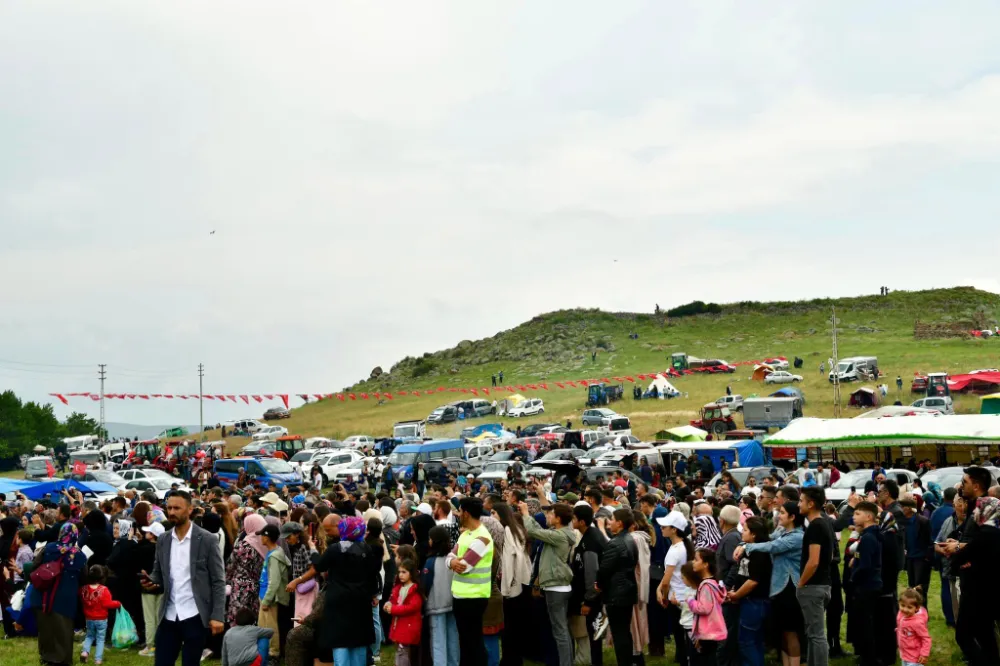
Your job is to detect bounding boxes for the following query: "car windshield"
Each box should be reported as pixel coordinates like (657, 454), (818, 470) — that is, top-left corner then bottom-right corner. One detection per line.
(831, 469), (875, 489)
(540, 451), (569, 460)
(26, 460), (50, 473)
(920, 468), (965, 490)
(483, 462), (510, 473)
(91, 471), (125, 485)
(151, 479), (175, 490)
(290, 452), (314, 463)
(491, 451), (514, 461)
(259, 459), (294, 474)
(144, 469), (171, 478)
(388, 452), (418, 466)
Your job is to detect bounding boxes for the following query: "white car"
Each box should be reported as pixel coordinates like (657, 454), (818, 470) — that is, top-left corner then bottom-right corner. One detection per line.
(124, 477), (192, 501)
(825, 468), (918, 504)
(119, 468), (173, 482)
(764, 359), (790, 371)
(475, 461), (550, 484)
(287, 449), (332, 475)
(764, 371), (803, 385)
(343, 435), (376, 450)
(330, 457), (384, 484)
(309, 449), (367, 485)
(252, 426), (289, 442)
(508, 399), (545, 418)
(911, 396), (955, 415)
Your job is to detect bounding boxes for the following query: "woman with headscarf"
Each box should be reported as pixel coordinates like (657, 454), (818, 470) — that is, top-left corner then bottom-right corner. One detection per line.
(80, 509), (112, 566)
(312, 516), (381, 666)
(106, 519), (145, 646)
(26, 523), (88, 666)
(226, 513), (267, 627)
(922, 481), (944, 515)
(949, 495), (1000, 662)
(409, 513), (435, 567)
(692, 509), (723, 551)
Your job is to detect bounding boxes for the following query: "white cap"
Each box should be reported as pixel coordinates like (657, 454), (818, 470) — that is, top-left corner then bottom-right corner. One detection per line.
(416, 502), (434, 516)
(574, 501), (590, 509)
(655, 511), (688, 531)
(142, 522), (166, 538)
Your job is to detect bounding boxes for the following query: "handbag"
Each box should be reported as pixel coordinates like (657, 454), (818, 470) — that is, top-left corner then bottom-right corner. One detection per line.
(30, 558), (63, 592)
(296, 579), (317, 594)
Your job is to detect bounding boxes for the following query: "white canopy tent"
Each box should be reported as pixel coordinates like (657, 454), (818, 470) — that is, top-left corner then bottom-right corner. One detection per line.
(764, 415), (1000, 448)
(646, 374), (680, 398)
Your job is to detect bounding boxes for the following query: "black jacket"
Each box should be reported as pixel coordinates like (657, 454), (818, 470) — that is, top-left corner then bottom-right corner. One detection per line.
(597, 531), (638, 608)
(571, 526), (607, 612)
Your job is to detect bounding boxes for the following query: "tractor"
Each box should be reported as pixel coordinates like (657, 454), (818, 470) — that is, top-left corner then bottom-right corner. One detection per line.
(587, 382), (624, 407)
(690, 403), (738, 439)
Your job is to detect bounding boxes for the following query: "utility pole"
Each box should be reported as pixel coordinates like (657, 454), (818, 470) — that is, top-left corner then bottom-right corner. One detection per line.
(198, 363), (205, 441)
(98, 364), (107, 441)
(831, 307), (842, 419)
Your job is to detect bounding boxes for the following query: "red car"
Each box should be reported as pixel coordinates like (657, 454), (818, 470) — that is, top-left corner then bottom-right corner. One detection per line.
(911, 376), (928, 393)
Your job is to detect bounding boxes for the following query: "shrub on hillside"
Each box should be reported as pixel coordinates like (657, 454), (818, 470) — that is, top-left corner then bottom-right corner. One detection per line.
(411, 357), (435, 377)
(666, 300), (722, 318)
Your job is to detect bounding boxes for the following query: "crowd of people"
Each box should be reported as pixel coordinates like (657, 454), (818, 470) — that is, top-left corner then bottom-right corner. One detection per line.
(1, 450), (999, 666)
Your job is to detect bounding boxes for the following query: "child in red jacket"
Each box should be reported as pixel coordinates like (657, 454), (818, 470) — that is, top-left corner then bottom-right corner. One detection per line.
(383, 559), (423, 666)
(80, 565), (121, 664)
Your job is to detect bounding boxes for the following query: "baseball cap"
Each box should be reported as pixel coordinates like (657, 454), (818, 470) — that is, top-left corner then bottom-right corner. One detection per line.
(560, 492), (580, 503)
(256, 524), (280, 542)
(655, 511), (689, 531)
(416, 502), (434, 516)
(142, 523), (166, 538)
(280, 522), (304, 538)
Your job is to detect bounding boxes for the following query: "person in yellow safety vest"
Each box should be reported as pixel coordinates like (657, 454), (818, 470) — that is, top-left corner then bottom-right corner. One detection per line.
(446, 497), (493, 666)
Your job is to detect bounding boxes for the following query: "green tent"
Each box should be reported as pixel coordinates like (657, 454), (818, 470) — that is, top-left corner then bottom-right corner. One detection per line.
(655, 425), (709, 442)
(982, 393), (1000, 415)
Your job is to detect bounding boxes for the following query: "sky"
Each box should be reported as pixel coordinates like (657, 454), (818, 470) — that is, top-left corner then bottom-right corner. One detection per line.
(2, 1), (1000, 426)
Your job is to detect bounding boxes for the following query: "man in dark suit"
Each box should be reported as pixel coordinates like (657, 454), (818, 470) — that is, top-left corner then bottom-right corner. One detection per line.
(141, 490), (226, 666)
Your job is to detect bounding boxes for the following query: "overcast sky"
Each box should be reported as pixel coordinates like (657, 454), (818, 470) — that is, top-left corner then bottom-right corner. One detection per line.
(3, 1), (1000, 425)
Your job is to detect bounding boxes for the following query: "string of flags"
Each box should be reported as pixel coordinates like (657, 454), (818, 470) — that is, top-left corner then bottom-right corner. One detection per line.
(49, 357), (786, 408)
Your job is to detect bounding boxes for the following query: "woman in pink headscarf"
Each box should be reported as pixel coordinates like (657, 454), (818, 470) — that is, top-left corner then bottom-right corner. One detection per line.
(226, 512), (269, 627)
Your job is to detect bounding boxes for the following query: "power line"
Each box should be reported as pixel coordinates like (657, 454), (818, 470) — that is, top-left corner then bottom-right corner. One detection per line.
(0, 357), (93, 369)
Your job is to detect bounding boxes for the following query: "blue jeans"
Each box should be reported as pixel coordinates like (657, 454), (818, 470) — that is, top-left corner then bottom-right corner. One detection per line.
(333, 646), (368, 666)
(82, 619), (108, 662)
(429, 612), (459, 666)
(940, 571), (955, 625)
(738, 597), (769, 666)
(484, 634), (500, 666)
(371, 603), (383, 657)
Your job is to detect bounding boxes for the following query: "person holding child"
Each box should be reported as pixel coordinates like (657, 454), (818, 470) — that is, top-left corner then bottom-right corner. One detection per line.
(79, 564), (122, 665)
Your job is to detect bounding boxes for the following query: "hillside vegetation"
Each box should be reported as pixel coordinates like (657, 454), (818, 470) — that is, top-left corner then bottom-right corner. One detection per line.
(207, 287), (1000, 446)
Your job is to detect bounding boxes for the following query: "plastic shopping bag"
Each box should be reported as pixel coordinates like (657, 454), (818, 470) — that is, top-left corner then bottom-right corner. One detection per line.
(111, 608), (139, 649)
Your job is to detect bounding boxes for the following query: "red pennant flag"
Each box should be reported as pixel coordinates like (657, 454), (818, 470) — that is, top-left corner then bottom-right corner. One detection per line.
(438, 387), (446, 392)
(556, 382), (565, 389)
(384, 393), (393, 400)
(45, 460), (56, 477)
(337, 394), (345, 401)
(470, 388), (478, 395)
(240, 395), (249, 404)
(225, 395), (236, 402)
(625, 376), (634, 382)
(73, 460), (88, 475)
(361, 393), (369, 400)
(566, 381), (576, 388)
(298, 394), (309, 402)
(139, 395), (149, 400)
(579, 380), (589, 387)
(600, 377), (610, 383)
(252, 395), (263, 403)
(373, 392), (381, 400)
(178, 395), (188, 399)
(349, 394), (357, 401)
(505, 386), (515, 392)
(398, 391), (409, 396)
(637, 374), (646, 380)
(482, 388), (490, 395)
(279, 394), (289, 408)
(314, 394), (324, 401)
(540, 383), (548, 390)
(412, 390), (421, 397)
(264, 394), (274, 400)
(50, 393), (69, 405)
(164, 394), (174, 399)
(204, 395), (216, 400)
(151, 394), (162, 398)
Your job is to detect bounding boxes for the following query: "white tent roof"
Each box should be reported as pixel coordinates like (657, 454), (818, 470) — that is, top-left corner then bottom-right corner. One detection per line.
(647, 374), (680, 396)
(764, 415), (1000, 448)
(855, 406), (942, 419)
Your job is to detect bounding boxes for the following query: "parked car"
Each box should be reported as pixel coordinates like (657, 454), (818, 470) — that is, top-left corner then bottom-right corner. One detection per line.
(582, 408), (617, 426)
(423, 457), (482, 481)
(124, 477), (192, 501)
(538, 448), (587, 463)
(911, 396), (955, 415)
(918, 466), (1000, 492)
(508, 399), (545, 418)
(120, 467), (172, 482)
(314, 449), (367, 484)
(240, 441), (277, 457)
(824, 468), (918, 504)
(229, 419), (267, 434)
(519, 422), (558, 437)
(428, 405), (459, 424)
(288, 449), (333, 475)
(764, 358), (790, 371)
(24, 456), (56, 480)
(451, 399), (495, 418)
(252, 425), (289, 442)
(69, 470), (128, 489)
(263, 406), (290, 420)
(715, 395), (744, 412)
(910, 376), (928, 393)
(330, 457), (385, 484)
(476, 461), (550, 484)
(764, 371), (803, 385)
(344, 435), (376, 450)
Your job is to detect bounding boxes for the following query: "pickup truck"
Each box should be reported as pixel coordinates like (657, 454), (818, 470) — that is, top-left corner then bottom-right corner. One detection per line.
(715, 395), (744, 412)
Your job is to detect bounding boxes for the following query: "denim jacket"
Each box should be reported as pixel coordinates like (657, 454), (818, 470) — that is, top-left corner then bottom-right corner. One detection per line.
(744, 526), (803, 598)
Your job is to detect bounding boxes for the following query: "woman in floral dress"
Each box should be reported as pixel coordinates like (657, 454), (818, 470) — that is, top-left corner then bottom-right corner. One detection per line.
(226, 513), (267, 627)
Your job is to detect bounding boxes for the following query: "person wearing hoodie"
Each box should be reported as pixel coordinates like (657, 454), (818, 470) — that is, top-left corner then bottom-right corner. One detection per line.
(570, 504), (607, 666)
(597, 508), (638, 666)
(422, 525), (459, 666)
(256, 523), (291, 662)
(895, 588), (931, 666)
(684, 548), (728, 665)
(520, 500), (576, 666)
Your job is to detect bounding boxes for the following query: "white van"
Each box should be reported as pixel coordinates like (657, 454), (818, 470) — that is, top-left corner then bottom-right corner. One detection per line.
(464, 442), (495, 467)
(911, 396), (955, 415)
(828, 356), (878, 383)
(597, 416), (632, 437)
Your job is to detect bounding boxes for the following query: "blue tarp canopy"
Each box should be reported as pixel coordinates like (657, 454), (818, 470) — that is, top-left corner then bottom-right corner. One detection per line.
(16, 478), (117, 500)
(687, 440), (767, 472)
(728, 440), (766, 467)
(0, 479), (38, 495)
(769, 387), (805, 403)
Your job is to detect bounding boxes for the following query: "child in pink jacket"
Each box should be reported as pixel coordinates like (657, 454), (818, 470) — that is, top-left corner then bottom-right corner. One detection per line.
(896, 588), (931, 666)
(684, 548), (728, 662)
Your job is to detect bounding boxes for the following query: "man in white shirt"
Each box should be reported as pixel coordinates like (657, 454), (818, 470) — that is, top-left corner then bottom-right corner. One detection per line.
(142, 490), (226, 666)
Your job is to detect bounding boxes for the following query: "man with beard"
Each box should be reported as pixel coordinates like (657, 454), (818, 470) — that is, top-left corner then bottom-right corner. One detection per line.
(141, 491), (226, 666)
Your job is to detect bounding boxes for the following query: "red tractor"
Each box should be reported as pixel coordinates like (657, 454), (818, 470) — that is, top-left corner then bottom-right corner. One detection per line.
(690, 403), (738, 439)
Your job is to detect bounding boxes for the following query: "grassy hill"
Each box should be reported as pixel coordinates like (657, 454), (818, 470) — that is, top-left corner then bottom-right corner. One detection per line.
(221, 287), (1000, 446)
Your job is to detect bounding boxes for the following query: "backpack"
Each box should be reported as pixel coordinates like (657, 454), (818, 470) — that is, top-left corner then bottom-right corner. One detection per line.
(30, 558), (63, 592)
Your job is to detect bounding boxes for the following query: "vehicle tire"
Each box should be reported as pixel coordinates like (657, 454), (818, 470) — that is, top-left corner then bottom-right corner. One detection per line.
(793, 378), (801, 383)
(712, 422), (726, 436)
